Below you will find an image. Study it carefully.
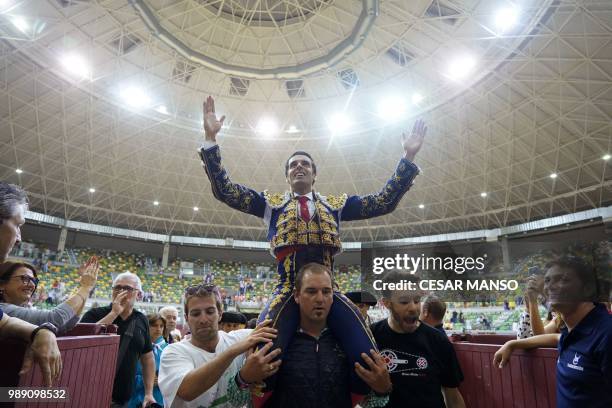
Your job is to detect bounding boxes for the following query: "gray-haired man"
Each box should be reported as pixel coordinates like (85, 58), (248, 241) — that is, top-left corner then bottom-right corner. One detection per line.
(159, 305), (181, 343)
(0, 181), (28, 262)
(81, 272), (156, 408)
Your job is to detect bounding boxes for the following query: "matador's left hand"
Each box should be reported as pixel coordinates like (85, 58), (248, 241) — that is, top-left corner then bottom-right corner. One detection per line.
(402, 119), (427, 162)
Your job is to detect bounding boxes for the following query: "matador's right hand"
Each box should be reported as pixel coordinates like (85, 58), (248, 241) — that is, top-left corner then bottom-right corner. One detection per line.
(203, 95), (225, 142)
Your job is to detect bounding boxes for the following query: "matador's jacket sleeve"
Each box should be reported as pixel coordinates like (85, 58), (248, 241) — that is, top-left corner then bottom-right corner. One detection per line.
(339, 157), (420, 221)
(199, 144), (267, 218)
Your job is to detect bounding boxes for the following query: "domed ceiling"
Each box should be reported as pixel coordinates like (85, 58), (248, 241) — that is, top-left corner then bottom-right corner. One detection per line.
(0, 0), (610, 241)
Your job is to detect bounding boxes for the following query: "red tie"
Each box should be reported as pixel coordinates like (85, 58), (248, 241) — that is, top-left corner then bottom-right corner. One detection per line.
(298, 196), (310, 221)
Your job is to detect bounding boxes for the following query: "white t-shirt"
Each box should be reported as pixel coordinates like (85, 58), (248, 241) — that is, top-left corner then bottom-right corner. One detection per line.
(159, 329), (250, 408)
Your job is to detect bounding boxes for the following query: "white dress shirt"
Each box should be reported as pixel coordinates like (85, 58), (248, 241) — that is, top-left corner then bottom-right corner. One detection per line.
(293, 191), (315, 220)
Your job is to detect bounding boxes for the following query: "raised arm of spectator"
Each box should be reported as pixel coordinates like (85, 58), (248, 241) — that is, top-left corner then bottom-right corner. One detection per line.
(64, 256), (99, 315)
(493, 333), (561, 368)
(525, 275), (546, 335)
(1, 301), (75, 333)
(1, 257), (98, 333)
(92, 290), (129, 325)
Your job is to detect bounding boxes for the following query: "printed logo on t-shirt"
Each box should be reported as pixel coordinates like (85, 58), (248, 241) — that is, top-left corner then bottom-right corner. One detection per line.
(567, 353), (584, 372)
(380, 349), (428, 374)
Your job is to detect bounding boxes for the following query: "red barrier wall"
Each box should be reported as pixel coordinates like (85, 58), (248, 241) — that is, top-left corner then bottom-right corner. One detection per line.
(451, 333), (516, 345)
(0, 326), (119, 408)
(63, 322), (117, 336)
(452, 339), (558, 408)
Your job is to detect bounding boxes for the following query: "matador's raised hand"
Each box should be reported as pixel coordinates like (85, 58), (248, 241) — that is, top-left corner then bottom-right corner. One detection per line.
(203, 95), (225, 142)
(401, 119), (427, 162)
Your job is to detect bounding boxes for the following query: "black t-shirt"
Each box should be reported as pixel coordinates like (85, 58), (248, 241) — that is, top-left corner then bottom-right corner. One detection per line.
(371, 319), (463, 408)
(81, 305), (153, 404)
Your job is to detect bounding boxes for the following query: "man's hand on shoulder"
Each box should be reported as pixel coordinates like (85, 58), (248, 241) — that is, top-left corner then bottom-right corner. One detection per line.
(402, 119), (427, 162)
(231, 319), (277, 355)
(239, 341), (282, 384)
(354, 349), (393, 395)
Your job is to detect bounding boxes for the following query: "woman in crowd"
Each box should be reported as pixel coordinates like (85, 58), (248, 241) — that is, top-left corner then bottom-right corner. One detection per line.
(129, 313), (167, 408)
(516, 274), (562, 339)
(0, 256), (99, 334)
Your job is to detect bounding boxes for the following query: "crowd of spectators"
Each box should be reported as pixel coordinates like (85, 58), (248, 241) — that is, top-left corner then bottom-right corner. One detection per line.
(2, 180), (610, 408)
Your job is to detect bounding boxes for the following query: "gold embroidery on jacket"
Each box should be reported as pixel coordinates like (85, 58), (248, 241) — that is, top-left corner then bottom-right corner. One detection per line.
(271, 199), (341, 252)
(264, 191), (289, 208)
(319, 194), (348, 210)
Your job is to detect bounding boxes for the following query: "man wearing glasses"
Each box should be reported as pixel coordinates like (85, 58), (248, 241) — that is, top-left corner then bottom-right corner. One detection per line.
(158, 284), (279, 408)
(81, 272), (157, 408)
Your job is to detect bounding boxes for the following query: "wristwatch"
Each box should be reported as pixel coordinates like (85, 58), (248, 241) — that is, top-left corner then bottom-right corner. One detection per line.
(30, 322), (58, 342)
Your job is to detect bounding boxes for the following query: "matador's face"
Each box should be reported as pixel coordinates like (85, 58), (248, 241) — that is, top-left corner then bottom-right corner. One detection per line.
(286, 155), (316, 193)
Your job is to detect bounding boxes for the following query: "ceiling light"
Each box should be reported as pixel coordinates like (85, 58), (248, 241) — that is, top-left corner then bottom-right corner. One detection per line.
(0, 1), (16, 13)
(60, 54), (90, 79)
(377, 96), (407, 120)
(446, 55), (477, 81)
(156, 105), (168, 115)
(11, 16), (28, 33)
(549, 173), (557, 179)
(15, 168), (23, 174)
(89, 188), (96, 193)
(603, 154), (611, 161)
(256, 117), (279, 137)
(153, 201), (159, 206)
(286, 125), (299, 134)
(494, 7), (519, 33)
(328, 113), (351, 134)
(193, 206), (199, 211)
(480, 192), (487, 197)
(120, 86), (151, 108)
(418, 204), (425, 209)
(411, 93), (424, 105)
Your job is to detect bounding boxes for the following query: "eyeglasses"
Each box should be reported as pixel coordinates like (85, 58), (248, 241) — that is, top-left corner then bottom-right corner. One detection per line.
(11, 274), (39, 287)
(184, 284), (220, 298)
(112, 285), (138, 292)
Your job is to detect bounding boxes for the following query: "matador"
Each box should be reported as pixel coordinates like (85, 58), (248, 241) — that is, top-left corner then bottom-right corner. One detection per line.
(198, 96), (426, 407)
